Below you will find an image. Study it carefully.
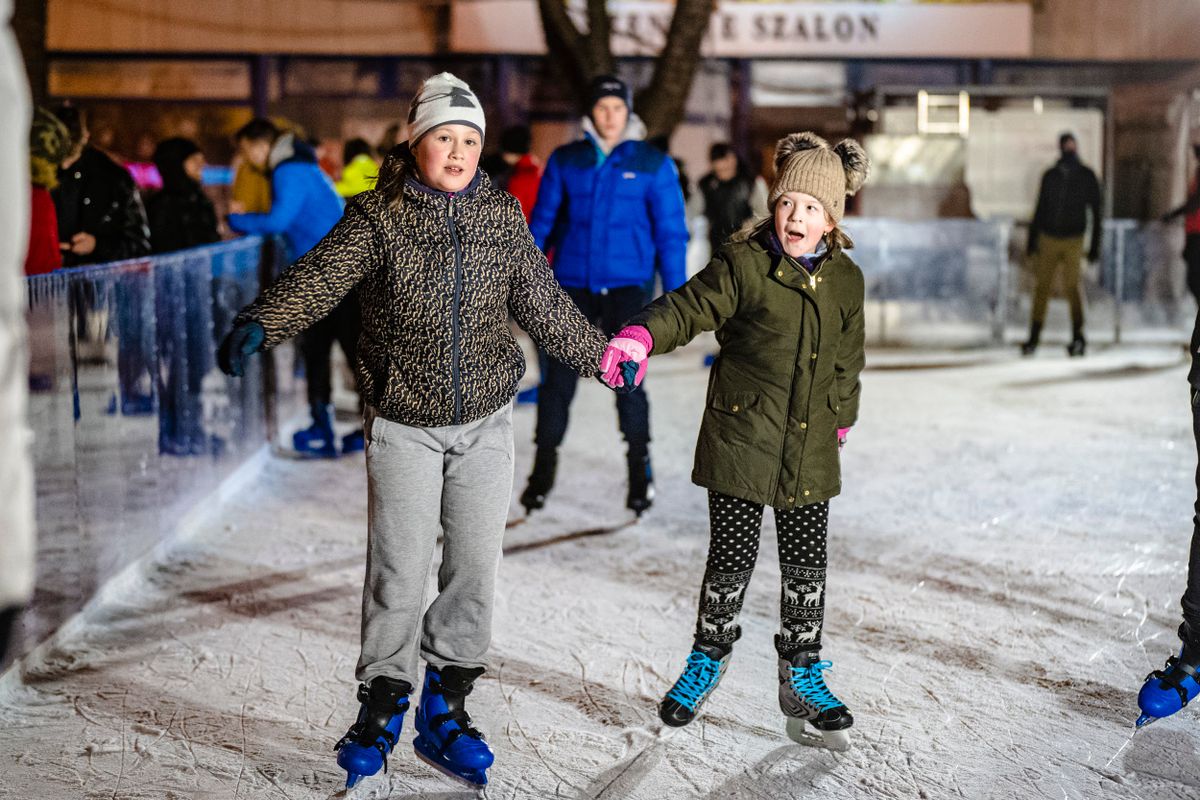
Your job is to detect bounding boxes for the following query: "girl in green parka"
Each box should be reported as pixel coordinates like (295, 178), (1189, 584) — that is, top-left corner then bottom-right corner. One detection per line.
(600, 132), (869, 749)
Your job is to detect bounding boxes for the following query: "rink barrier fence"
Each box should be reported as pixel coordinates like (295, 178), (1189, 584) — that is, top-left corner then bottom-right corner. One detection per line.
(17, 235), (302, 664)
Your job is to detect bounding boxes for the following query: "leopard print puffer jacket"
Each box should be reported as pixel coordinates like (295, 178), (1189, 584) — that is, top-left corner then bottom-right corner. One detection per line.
(235, 171), (607, 427)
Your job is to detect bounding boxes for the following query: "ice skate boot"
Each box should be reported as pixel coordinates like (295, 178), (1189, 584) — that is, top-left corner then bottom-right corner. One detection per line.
(342, 428), (365, 453)
(292, 403), (338, 457)
(334, 676), (412, 788)
(1137, 623), (1200, 727)
(413, 665), (493, 787)
(1067, 332), (1087, 358)
(626, 452), (655, 516)
(780, 649), (853, 751)
(519, 447), (557, 515)
(1020, 322), (1041, 357)
(659, 641), (732, 727)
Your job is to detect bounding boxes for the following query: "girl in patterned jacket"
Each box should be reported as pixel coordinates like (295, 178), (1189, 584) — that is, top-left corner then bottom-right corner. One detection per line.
(217, 73), (631, 788)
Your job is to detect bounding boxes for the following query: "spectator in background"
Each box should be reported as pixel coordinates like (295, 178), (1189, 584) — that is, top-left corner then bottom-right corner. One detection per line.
(230, 118), (276, 215)
(520, 75), (688, 517)
(378, 123), (402, 158)
(52, 104), (151, 267)
(227, 123), (362, 456)
(1162, 141), (1200, 304)
(1022, 132), (1102, 358)
(335, 138), (379, 198)
(699, 142), (759, 255)
(146, 137), (219, 254)
(481, 125), (541, 221)
(25, 107), (70, 275)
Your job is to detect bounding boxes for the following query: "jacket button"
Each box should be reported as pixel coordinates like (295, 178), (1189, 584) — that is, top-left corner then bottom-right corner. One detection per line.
(817, 276), (823, 283)
(731, 404), (740, 412)
(810, 353), (817, 360)
(803, 490), (811, 497)
(799, 422), (808, 429)
(787, 496), (795, 504)
(776, 270), (784, 278)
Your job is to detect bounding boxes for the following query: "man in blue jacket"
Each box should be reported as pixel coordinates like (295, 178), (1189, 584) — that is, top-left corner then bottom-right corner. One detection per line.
(228, 120), (361, 456)
(520, 75), (688, 516)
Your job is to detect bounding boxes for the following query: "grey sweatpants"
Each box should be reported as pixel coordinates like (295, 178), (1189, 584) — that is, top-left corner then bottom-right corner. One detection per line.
(356, 403), (514, 687)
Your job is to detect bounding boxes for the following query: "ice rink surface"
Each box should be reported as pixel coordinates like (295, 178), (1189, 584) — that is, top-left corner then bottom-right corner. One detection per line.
(3, 339), (1200, 800)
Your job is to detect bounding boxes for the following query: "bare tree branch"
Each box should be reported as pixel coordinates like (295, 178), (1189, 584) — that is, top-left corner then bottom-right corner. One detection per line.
(537, 0), (591, 93)
(585, 0), (615, 77)
(638, 0), (715, 139)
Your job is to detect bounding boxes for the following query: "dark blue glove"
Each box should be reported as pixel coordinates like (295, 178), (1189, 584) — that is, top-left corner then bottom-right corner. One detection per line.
(608, 359), (641, 396)
(217, 321), (265, 377)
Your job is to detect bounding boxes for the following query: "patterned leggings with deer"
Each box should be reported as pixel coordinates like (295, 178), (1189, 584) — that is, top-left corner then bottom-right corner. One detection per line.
(696, 491), (829, 657)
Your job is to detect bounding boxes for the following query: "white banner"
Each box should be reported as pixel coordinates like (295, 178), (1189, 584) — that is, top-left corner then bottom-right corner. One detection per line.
(451, 1), (1032, 59)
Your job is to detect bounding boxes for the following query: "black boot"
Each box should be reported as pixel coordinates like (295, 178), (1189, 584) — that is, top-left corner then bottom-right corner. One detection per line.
(1020, 322), (1041, 357)
(519, 448), (557, 514)
(1067, 329), (1086, 358)
(626, 450), (655, 516)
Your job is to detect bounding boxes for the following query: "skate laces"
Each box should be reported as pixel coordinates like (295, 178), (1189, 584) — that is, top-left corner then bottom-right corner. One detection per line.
(789, 660), (842, 713)
(666, 651), (722, 710)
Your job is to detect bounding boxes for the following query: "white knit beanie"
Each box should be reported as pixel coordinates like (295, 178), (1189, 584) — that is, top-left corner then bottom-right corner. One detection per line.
(406, 72), (486, 146)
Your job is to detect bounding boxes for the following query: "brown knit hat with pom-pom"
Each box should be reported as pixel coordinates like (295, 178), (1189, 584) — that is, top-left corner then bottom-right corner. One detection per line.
(769, 132), (869, 224)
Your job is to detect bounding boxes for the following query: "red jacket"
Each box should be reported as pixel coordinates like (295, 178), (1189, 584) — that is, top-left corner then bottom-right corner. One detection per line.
(507, 154), (542, 223)
(25, 185), (62, 276)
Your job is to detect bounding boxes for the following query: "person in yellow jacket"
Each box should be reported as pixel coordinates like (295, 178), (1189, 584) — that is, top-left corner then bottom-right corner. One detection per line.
(230, 119), (276, 214)
(335, 138), (379, 199)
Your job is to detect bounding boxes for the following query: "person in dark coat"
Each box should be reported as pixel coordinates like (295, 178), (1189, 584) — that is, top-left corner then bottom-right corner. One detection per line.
(146, 137), (219, 254)
(1162, 142), (1200, 304)
(51, 105), (151, 267)
(1022, 132), (1102, 357)
(520, 75), (689, 517)
(700, 142), (757, 254)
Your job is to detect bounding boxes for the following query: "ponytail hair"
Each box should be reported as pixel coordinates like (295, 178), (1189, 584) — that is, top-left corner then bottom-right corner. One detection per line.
(376, 142), (416, 211)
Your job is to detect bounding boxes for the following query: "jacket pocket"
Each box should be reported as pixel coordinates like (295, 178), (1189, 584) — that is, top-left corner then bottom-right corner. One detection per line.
(710, 392), (760, 415)
(827, 389), (841, 418)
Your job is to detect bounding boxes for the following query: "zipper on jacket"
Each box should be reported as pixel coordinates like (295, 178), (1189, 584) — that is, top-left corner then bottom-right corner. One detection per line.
(448, 195), (464, 425)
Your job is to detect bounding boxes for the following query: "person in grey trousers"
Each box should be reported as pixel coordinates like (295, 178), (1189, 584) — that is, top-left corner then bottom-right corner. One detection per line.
(217, 73), (643, 787)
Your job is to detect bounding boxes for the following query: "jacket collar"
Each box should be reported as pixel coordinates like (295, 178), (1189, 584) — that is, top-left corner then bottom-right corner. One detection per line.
(581, 113), (648, 157)
(268, 133), (318, 171)
(404, 168), (484, 202)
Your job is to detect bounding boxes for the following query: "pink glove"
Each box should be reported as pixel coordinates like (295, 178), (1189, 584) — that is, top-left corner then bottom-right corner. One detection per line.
(600, 326), (653, 390)
(838, 427), (850, 451)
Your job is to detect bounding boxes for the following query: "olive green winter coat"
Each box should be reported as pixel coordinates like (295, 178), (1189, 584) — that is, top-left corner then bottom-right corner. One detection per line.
(628, 231), (865, 509)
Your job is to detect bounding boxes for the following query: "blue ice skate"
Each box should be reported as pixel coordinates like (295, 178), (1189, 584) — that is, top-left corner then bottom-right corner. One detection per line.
(1137, 638), (1200, 727)
(292, 403), (338, 457)
(334, 677), (411, 788)
(341, 428), (365, 453)
(413, 666), (493, 787)
(659, 641), (732, 727)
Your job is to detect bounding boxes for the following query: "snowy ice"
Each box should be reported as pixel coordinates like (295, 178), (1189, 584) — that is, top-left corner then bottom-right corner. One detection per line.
(2, 338), (1200, 799)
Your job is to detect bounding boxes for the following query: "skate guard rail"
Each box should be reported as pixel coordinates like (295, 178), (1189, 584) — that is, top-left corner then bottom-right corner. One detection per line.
(18, 236), (301, 663)
(841, 218), (1190, 347)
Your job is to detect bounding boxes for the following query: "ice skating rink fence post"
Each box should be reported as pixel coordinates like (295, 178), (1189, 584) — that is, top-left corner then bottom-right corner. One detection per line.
(16, 236), (301, 663)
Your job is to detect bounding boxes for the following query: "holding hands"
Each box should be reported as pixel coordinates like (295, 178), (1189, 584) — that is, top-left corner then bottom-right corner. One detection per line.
(600, 326), (653, 394)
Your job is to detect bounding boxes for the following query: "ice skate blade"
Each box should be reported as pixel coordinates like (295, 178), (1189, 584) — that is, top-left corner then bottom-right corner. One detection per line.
(785, 717), (851, 751)
(414, 743), (489, 789)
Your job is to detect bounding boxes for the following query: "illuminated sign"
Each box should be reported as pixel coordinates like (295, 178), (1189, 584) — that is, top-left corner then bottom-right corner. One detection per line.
(451, 1), (1032, 58)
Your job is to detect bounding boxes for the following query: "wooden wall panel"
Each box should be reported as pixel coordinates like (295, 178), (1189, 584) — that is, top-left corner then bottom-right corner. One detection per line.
(1033, 0), (1200, 61)
(46, 0), (441, 55)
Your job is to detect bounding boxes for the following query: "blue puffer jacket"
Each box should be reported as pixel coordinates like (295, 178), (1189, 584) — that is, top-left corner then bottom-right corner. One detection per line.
(529, 118), (688, 293)
(229, 134), (345, 261)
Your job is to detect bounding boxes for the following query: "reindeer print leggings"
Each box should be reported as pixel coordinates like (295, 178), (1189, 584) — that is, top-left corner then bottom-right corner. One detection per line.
(695, 490), (829, 657)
